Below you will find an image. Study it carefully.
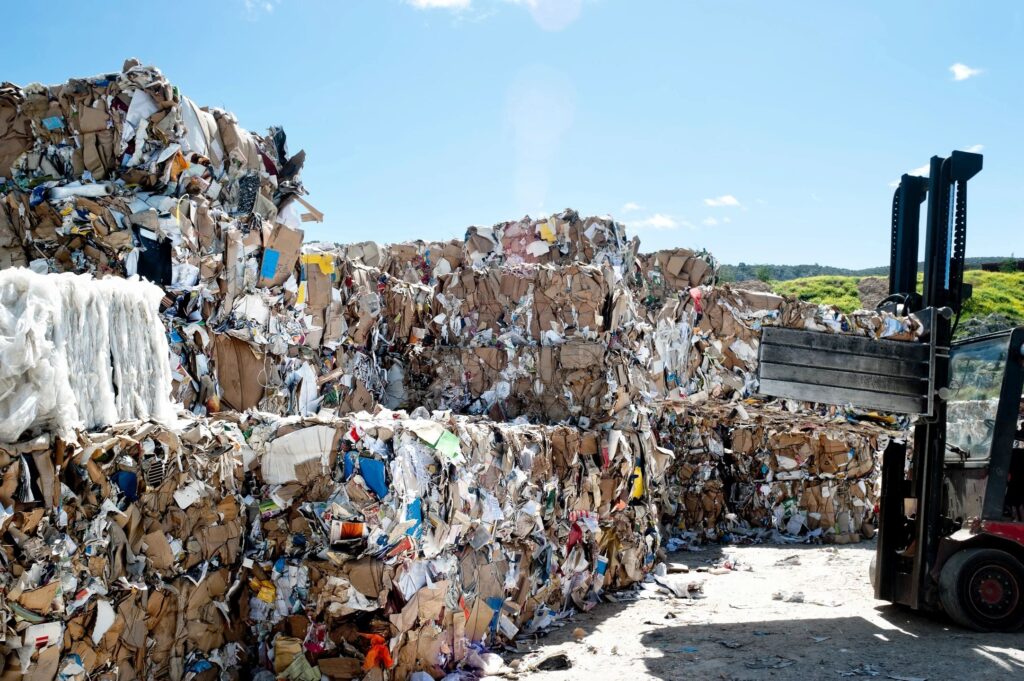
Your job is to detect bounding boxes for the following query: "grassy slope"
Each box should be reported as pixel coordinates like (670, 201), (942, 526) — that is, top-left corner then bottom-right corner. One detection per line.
(772, 276), (862, 311)
(770, 271), (1024, 322)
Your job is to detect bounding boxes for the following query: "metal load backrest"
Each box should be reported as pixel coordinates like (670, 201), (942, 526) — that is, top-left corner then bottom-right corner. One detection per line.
(756, 326), (936, 416)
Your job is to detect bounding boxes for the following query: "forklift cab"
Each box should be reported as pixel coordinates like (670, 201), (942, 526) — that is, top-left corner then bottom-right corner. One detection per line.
(942, 328), (1024, 525)
(932, 328), (1024, 631)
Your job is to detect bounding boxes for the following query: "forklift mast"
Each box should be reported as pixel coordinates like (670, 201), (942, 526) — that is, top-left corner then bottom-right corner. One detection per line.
(889, 151), (982, 316)
(876, 151), (983, 609)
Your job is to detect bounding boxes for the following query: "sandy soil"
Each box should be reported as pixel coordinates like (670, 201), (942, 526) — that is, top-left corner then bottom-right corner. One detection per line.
(511, 542), (1024, 681)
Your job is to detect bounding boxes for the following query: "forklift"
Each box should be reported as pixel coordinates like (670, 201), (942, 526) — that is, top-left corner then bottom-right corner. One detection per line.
(756, 150), (1024, 631)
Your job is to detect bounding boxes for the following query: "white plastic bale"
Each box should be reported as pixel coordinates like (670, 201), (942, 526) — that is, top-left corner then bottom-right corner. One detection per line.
(0, 268), (173, 442)
(0, 269), (76, 440)
(58, 272), (117, 429)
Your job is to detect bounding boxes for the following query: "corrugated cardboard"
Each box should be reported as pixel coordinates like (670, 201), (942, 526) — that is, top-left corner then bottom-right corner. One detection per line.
(258, 223), (303, 287)
(213, 333), (270, 411)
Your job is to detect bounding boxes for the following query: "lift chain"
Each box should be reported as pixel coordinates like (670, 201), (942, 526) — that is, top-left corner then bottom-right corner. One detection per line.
(889, 188), (901, 294)
(950, 179), (967, 309)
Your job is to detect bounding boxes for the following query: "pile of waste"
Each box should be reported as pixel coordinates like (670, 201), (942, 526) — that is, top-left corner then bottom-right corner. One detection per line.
(657, 401), (894, 545)
(0, 61), (916, 679)
(0, 55), (918, 422)
(0, 58), (322, 419)
(0, 407), (669, 679)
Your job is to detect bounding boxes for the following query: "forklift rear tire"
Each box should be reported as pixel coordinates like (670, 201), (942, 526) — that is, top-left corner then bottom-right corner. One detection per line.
(938, 548), (1024, 632)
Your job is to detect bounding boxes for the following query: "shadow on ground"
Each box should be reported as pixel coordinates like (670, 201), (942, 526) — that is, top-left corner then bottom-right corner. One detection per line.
(515, 541), (1024, 680)
(639, 608), (1024, 681)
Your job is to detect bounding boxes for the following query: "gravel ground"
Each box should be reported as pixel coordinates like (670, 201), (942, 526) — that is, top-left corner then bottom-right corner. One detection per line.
(511, 542), (1024, 681)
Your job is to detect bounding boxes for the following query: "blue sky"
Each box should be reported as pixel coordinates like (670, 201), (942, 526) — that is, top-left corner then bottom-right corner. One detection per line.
(2, 0), (1021, 267)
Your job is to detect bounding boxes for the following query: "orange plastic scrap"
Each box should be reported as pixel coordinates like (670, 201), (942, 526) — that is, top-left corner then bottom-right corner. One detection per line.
(359, 633), (394, 671)
(169, 150), (190, 181)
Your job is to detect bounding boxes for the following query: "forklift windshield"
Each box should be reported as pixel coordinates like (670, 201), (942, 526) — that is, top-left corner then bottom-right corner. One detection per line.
(945, 335), (1011, 462)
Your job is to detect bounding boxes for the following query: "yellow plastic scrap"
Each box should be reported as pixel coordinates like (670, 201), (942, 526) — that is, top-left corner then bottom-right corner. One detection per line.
(630, 465), (644, 499)
(249, 578), (276, 603)
(301, 253), (336, 275)
(539, 219), (557, 243)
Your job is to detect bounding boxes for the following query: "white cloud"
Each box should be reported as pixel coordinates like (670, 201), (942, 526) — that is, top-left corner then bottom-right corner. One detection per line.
(890, 145), (984, 186)
(722, 216), (732, 224)
(629, 213), (681, 231)
(407, 0), (471, 8)
(405, 0), (583, 27)
(507, 0), (583, 31)
(243, 0), (278, 15)
(704, 194), (740, 207)
(701, 217), (719, 227)
(889, 164), (930, 188)
(622, 201), (643, 213)
(950, 63), (982, 81)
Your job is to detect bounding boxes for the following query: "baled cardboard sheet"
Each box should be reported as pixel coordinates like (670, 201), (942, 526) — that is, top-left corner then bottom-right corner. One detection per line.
(344, 556), (387, 599)
(118, 595), (148, 651)
(142, 530), (175, 570)
(389, 598), (418, 633)
(213, 333), (269, 411)
(416, 579), (449, 622)
(464, 597), (496, 643)
(192, 521), (242, 564)
(30, 443), (57, 508)
(214, 112), (260, 169)
(405, 419), (445, 447)
(261, 425), (336, 485)
(23, 645), (60, 681)
(304, 260), (333, 310)
(559, 341), (604, 370)
(274, 636), (303, 673)
(735, 289), (784, 311)
(17, 580), (59, 614)
(258, 223), (303, 287)
(318, 657), (363, 680)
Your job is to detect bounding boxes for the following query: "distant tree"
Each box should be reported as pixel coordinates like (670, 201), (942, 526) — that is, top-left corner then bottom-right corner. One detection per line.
(1000, 254), (1018, 273)
(755, 265), (771, 283)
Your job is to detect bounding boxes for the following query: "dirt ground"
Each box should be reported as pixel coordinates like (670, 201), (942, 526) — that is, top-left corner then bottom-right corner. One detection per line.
(511, 542), (1024, 681)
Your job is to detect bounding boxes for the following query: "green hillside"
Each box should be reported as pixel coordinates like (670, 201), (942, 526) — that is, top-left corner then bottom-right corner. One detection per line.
(721, 257), (1014, 282)
(771, 271), (1024, 331)
(772, 276), (862, 311)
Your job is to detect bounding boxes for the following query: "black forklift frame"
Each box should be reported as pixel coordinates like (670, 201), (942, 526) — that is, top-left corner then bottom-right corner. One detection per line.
(876, 151), (984, 609)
